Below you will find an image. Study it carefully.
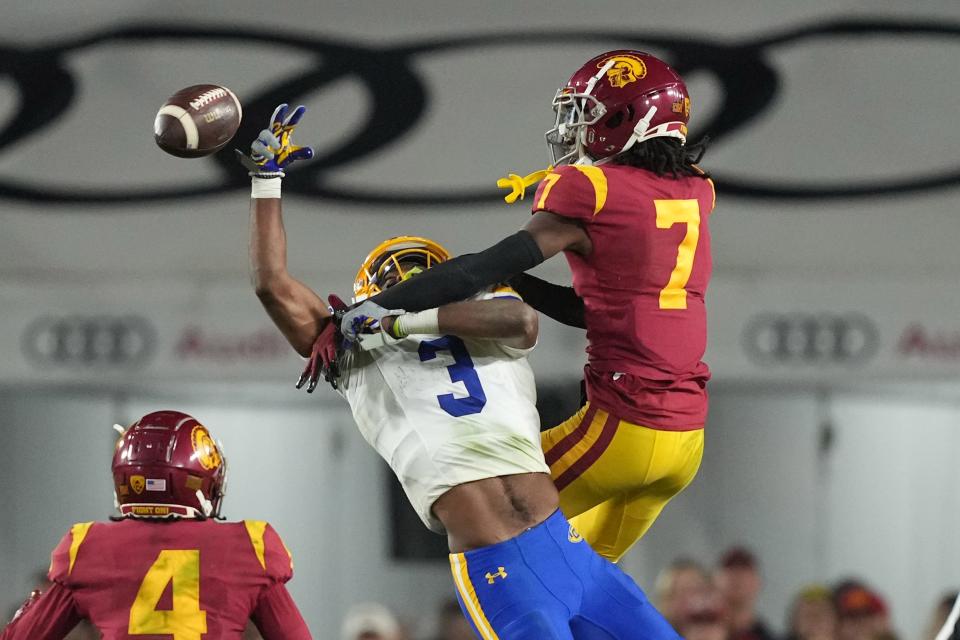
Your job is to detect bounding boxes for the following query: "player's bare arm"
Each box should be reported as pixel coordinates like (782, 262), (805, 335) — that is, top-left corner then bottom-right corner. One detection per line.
(242, 104), (329, 357)
(382, 298), (538, 349)
(250, 196), (330, 357)
(524, 209), (592, 258)
(441, 298), (538, 349)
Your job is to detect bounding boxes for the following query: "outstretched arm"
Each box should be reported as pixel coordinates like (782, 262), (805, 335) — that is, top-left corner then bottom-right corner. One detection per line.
(250, 196), (330, 357)
(243, 105), (329, 358)
(343, 211), (590, 338)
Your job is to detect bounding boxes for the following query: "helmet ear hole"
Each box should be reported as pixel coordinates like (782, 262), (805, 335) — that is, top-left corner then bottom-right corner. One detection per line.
(626, 104), (636, 121)
(604, 110), (625, 129)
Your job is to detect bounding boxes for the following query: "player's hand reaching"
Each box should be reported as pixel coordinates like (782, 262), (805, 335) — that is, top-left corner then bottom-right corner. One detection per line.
(297, 294), (350, 392)
(340, 299), (406, 344)
(236, 103), (314, 178)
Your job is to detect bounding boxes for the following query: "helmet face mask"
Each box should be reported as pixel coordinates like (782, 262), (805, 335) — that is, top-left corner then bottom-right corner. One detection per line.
(353, 236), (451, 302)
(544, 50), (691, 166)
(545, 89), (607, 166)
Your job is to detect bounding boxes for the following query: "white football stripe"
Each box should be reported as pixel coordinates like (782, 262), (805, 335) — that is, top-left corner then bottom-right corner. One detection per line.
(224, 86), (242, 123)
(157, 104), (199, 149)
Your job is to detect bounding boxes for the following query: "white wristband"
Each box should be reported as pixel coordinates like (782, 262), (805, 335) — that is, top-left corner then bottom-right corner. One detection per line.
(395, 308), (440, 337)
(251, 177), (282, 199)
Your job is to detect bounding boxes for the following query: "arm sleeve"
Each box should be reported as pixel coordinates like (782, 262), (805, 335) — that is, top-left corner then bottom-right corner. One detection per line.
(251, 583), (312, 640)
(507, 273), (586, 329)
(0, 583), (82, 640)
(368, 231), (545, 312)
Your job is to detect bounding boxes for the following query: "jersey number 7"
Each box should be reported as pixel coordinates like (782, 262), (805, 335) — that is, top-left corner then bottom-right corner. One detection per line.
(655, 199), (701, 310)
(129, 549), (207, 639)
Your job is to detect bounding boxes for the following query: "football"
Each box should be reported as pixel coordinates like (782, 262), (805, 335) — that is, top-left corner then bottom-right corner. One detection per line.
(153, 84), (242, 158)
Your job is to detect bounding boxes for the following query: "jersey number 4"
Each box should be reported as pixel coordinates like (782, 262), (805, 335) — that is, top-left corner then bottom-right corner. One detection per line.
(419, 335), (487, 417)
(655, 199), (701, 310)
(129, 549), (207, 640)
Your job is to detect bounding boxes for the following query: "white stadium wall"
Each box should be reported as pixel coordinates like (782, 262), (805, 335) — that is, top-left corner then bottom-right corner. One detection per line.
(1, 0), (959, 637)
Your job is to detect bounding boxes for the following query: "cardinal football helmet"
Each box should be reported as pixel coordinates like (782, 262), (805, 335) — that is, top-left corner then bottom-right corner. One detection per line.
(112, 410), (227, 519)
(546, 50), (691, 166)
(353, 236), (451, 302)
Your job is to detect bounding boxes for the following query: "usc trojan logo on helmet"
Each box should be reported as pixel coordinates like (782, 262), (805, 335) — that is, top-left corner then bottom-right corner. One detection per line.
(191, 425), (222, 471)
(599, 54), (647, 88)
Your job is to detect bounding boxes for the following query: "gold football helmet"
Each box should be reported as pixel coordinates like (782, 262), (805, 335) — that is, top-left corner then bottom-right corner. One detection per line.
(353, 236), (451, 302)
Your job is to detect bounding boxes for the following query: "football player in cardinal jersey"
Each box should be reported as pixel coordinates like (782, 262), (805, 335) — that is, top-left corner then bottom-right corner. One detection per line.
(243, 105), (680, 640)
(0, 411), (312, 640)
(339, 50), (715, 563)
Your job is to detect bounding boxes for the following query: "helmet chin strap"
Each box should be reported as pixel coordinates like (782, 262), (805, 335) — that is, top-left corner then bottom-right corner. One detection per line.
(573, 60), (618, 165)
(585, 59), (616, 96)
(619, 105), (659, 156)
(196, 490), (214, 517)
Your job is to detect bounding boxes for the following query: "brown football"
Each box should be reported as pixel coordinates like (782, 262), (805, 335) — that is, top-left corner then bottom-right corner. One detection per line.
(153, 84), (242, 158)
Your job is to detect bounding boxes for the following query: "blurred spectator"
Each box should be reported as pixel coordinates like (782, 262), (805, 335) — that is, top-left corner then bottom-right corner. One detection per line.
(341, 602), (402, 640)
(433, 598), (474, 640)
(655, 557), (711, 629)
(714, 546), (777, 640)
(925, 591), (959, 640)
(833, 581), (894, 640)
(786, 585), (837, 640)
(677, 584), (730, 640)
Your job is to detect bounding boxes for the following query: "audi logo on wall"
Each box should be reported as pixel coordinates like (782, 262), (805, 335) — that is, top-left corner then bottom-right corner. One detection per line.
(743, 313), (879, 365)
(0, 18), (957, 205)
(23, 315), (157, 368)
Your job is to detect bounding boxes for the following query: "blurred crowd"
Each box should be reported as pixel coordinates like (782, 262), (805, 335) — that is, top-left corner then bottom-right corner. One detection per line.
(335, 545), (957, 640)
(654, 546), (957, 640)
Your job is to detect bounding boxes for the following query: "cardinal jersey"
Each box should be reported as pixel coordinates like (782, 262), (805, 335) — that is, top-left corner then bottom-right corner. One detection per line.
(3, 518), (310, 640)
(533, 163), (715, 430)
(340, 288), (549, 533)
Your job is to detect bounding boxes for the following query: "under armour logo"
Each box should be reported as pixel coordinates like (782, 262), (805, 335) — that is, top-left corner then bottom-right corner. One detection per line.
(485, 567), (508, 584)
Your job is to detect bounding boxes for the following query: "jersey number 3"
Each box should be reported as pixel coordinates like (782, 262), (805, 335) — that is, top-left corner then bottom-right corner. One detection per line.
(129, 549), (207, 640)
(655, 199), (701, 310)
(419, 335), (487, 417)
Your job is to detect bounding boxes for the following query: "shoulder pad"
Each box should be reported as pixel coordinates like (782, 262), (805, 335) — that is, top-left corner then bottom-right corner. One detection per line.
(244, 520), (294, 582)
(48, 522), (94, 583)
(533, 164), (608, 219)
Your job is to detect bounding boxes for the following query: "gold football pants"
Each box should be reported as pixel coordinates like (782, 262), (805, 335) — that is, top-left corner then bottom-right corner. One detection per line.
(541, 402), (704, 562)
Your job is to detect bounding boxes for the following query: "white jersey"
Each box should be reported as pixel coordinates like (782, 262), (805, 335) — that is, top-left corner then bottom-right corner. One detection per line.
(339, 290), (549, 532)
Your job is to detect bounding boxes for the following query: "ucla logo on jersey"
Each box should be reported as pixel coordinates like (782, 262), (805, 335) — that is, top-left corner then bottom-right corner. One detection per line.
(485, 566), (508, 584)
(599, 54), (647, 88)
(568, 525), (584, 543)
(130, 475), (145, 495)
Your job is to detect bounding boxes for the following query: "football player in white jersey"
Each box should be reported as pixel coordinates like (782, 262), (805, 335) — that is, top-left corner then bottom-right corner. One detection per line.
(242, 104), (679, 640)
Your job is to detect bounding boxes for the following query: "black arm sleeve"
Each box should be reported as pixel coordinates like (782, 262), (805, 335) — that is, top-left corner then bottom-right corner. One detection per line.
(507, 273), (586, 329)
(369, 230), (545, 312)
